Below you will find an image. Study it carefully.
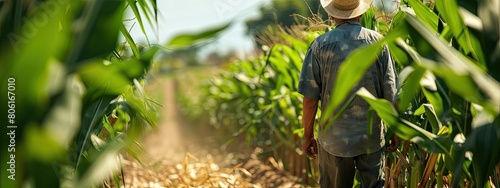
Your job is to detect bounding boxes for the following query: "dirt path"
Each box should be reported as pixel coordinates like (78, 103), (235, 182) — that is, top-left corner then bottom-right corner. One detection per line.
(140, 79), (236, 164)
(111, 78), (303, 187)
(141, 79), (183, 160)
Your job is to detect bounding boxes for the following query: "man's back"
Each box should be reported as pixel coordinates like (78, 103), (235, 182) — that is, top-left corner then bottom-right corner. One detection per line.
(298, 21), (396, 157)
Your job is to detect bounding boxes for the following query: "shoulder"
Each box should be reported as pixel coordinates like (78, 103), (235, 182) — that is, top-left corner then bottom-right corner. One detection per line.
(309, 29), (340, 50)
(359, 27), (383, 41)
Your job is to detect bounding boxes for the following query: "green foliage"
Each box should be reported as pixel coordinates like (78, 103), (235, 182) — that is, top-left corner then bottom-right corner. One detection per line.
(201, 30), (320, 182)
(203, 0), (500, 187)
(0, 0), (226, 187)
(0, 0), (161, 186)
(322, 0), (500, 187)
(167, 23), (230, 50)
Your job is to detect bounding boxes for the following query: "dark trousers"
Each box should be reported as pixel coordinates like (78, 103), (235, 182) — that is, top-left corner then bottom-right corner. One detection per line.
(318, 144), (385, 188)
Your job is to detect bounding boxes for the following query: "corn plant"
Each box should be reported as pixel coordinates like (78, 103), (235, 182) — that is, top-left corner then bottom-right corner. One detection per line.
(0, 0), (227, 187)
(200, 26), (325, 184)
(0, 0), (160, 187)
(322, 0), (500, 187)
(203, 0), (499, 187)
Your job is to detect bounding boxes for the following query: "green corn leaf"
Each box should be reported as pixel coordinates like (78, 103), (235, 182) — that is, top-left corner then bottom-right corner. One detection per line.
(451, 139), (474, 187)
(25, 125), (66, 188)
(357, 88), (399, 125)
(167, 23), (230, 49)
(122, 80), (158, 128)
(414, 104), (426, 115)
(457, 7), (487, 69)
(377, 20), (389, 33)
(151, 0), (158, 27)
(470, 113), (500, 188)
(281, 33), (308, 53)
(356, 87), (453, 156)
(420, 71), (444, 116)
(78, 61), (132, 103)
(360, 7), (376, 30)
(77, 60), (140, 168)
(403, 13), (500, 115)
(389, 10), (407, 31)
(136, 0), (154, 26)
(125, 0), (150, 43)
(423, 104), (442, 134)
(397, 66), (426, 113)
(75, 95), (116, 169)
(44, 75), (84, 149)
(452, 113), (500, 187)
(0, 0), (74, 128)
(408, 0), (438, 32)
(281, 45), (302, 71)
(102, 115), (115, 139)
(69, 0), (123, 64)
(477, 0), (500, 81)
(120, 23), (140, 59)
(269, 48), (293, 89)
(439, 26), (453, 41)
(388, 39), (412, 66)
(76, 140), (125, 188)
(139, 46), (160, 69)
(435, 0), (485, 67)
(113, 59), (146, 81)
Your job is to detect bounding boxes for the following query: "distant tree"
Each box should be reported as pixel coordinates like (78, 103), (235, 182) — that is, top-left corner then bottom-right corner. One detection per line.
(245, 0), (328, 39)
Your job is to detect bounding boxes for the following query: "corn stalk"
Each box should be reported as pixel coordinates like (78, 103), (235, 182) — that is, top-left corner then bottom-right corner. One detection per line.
(0, 0), (228, 187)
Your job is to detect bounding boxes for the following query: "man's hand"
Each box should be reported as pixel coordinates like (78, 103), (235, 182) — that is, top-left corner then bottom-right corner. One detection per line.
(386, 135), (400, 153)
(302, 97), (319, 159)
(302, 137), (318, 159)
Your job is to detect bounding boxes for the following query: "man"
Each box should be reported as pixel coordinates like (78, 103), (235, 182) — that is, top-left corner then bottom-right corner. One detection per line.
(298, 0), (399, 187)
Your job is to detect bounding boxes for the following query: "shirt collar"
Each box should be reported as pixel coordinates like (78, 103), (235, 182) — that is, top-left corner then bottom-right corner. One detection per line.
(335, 21), (361, 27)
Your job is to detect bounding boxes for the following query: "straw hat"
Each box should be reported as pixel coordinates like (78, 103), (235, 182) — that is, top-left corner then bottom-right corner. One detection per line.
(320, 0), (373, 19)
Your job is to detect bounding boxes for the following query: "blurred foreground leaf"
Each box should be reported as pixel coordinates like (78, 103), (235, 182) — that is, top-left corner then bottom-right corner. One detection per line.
(167, 23), (230, 49)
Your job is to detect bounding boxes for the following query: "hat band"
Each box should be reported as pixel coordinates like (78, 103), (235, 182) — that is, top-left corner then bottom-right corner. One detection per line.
(334, 0), (360, 11)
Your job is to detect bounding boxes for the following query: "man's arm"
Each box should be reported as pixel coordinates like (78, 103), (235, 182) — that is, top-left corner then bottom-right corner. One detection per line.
(382, 45), (398, 102)
(381, 45), (400, 153)
(302, 97), (319, 159)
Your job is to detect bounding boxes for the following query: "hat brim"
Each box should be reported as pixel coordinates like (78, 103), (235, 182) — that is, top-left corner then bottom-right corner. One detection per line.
(321, 0), (372, 19)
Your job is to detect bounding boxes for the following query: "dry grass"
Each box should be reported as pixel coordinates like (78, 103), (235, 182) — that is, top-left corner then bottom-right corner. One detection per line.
(104, 153), (259, 188)
(254, 6), (331, 48)
(102, 146), (307, 188)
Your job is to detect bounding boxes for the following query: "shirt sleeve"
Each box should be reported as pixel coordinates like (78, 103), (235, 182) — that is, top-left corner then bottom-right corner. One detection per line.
(380, 45), (398, 102)
(298, 45), (322, 100)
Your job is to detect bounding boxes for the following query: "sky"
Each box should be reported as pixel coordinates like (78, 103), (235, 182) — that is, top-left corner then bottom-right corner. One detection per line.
(125, 0), (399, 58)
(126, 0), (271, 57)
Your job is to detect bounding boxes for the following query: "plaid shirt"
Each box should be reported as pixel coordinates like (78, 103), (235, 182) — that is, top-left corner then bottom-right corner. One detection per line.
(298, 21), (397, 157)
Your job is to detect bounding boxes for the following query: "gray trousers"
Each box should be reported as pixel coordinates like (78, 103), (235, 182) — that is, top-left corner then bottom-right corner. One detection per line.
(318, 144), (385, 188)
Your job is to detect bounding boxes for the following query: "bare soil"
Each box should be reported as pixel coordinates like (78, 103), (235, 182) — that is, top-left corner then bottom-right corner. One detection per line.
(108, 79), (306, 187)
